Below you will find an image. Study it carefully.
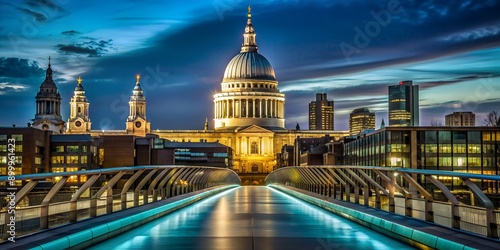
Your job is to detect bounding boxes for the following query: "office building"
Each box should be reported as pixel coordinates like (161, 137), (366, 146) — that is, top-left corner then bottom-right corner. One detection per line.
(388, 80), (419, 126)
(309, 93), (334, 130)
(349, 107), (375, 135)
(445, 112), (475, 127)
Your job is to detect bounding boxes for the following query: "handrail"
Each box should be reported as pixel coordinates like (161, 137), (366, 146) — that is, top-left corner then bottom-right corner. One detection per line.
(266, 165), (500, 239)
(0, 165), (240, 242)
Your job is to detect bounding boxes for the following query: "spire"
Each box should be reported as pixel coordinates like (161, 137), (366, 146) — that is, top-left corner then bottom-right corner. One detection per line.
(77, 76), (82, 86)
(380, 119), (386, 129)
(46, 56), (53, 80)
(204, 118), (209, 131)
(132, 74), (144, 98)
(241, 5), (258, 53)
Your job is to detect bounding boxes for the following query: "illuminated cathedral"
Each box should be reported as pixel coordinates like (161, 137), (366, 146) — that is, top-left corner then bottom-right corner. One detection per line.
(36, 8), (347, 175)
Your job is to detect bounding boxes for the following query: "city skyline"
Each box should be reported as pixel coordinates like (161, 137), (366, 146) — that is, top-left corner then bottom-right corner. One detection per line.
(1, 1), (500, 130)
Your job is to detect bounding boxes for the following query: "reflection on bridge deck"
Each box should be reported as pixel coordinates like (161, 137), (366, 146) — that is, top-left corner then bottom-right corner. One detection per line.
(89, 186), (413, 250)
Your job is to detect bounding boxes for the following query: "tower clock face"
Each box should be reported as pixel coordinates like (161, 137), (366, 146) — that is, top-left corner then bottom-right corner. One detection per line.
(135, 121), (141, 128)
(75, 121), (82, 127)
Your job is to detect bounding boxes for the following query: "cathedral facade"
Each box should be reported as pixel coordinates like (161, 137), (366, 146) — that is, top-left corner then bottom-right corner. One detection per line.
(40, 8), (348, 175)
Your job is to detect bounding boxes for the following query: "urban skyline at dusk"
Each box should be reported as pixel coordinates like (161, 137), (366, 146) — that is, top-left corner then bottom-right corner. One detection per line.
(1, 0), (500, 130)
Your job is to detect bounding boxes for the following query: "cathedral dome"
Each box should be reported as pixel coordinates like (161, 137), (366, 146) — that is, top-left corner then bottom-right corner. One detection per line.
(223, 52), (276, 82)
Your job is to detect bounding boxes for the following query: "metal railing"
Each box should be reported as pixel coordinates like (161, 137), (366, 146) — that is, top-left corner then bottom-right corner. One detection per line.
(0, 165), (240, 242)
(266, 166), (500, 238)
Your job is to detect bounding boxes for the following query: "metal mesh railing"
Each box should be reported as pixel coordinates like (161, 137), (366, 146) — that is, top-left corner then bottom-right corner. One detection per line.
(0, 165), (240, 242)
(266, 165), (500, 238)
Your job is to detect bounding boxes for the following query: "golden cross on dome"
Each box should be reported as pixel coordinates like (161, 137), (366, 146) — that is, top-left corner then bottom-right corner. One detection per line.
(136, 74), (140, 83)
(77, 76), (82, 85)
(248, 5), (251, 18)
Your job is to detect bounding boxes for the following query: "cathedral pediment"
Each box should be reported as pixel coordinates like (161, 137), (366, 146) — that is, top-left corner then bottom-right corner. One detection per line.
(236, 124), (274, 134)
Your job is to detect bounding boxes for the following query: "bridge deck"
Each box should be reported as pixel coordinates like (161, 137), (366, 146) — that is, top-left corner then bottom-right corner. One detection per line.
(89, 186), (413, 249)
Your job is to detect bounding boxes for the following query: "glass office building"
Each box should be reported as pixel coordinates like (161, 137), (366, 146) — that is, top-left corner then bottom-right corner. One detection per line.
(388, 81), (419, 126)
(343, 127), (500, 192)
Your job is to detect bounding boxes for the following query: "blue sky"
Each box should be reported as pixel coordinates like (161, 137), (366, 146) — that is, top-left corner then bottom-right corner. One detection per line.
(1, 0), (500, 130)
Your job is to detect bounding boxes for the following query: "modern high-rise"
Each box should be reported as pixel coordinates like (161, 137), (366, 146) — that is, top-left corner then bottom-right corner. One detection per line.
(445, 111), (475, 126)
(349, 107), (375, 135)
(309, 93), (334, 130)
(388, 80), (419, 126)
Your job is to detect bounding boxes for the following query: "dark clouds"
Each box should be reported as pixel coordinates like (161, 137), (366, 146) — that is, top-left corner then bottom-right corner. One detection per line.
(61, 30), (81, 36)
(56, 39), (114, 57)
(0, 57), (44, 78)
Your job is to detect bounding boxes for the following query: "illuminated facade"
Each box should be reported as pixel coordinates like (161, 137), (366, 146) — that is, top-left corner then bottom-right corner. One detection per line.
(66, 77), (92, 133)
(213, 7), (285, 130)
(445, 111), (475, 127)
(343, 127), (500, 191)
(25, 9), (349, 179)
(32, 58), (65, 134)
(349, 107), (375, 135)
(309, 93), (334, 130)
(388, 80), (419, 126)
(125, 75), (151, 136)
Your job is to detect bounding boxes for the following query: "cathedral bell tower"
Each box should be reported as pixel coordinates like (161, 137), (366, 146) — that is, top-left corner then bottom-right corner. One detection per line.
(66, 77), (91, 133)
(126, 74), (150, 135)
(32, 57), (65, 134)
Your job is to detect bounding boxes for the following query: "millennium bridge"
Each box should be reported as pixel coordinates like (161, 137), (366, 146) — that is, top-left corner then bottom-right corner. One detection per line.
(1, 165), (500, 249)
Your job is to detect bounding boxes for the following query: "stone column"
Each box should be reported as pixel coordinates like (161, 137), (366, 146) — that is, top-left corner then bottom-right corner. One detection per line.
(246, 99), (249, 118)
(252, 99), (256, 118)
(259, 99), (262, 118)
(232, 99), (235, 118)
(226, 100), (230, 118)
(265, 99), (268, 117)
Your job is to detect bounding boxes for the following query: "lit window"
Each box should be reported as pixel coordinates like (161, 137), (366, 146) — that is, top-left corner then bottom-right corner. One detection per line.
(67, 156), (79, 164)
(15, 145), (22, 152)
(0, 145), (6, 152)
(251, 142), (258, 154)
(80, 156), (87, 164)
(53, 146), (64, 152)
(52, 156), (65, 164)
(11, 134), (23, 141)
(35, 157), (42, 165)
(67, 146), (79, 152)
(0, 135), (6, 141)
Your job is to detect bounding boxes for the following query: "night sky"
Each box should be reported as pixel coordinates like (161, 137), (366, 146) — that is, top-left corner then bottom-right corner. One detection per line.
(1, 0), (500, 131)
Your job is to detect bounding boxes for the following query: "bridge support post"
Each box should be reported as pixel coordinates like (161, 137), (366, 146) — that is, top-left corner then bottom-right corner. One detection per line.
(106, 186), (113, 214)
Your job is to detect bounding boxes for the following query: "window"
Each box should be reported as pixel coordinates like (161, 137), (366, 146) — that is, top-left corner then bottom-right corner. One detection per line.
(11, 134), (23, 141)
(214, 153), (228, 157)
(35, 157), (42, 165)
(453, 144), (466, 154)
(467, 144), (481, 154)
(191, 152), (206, 157)
(80, 156), (87, 164)
(52, 167), (64, 173)
(439, 157), (452, 166)
(67, 156), (79, 164)
(53, 146), (64, 152)
(81, 146), (88, 152)
(67, 146), (79, 152)
(0, 156), (6, 164)
(251, 164), (258, 172)
(468, 157), (481, 167)
(0, 145), (6, 152)
(251, 142), (258, 154)
(439, 144), (452, 153)
(52, 156), (65, 164)
(14, 156), (22, 164)
(0, 135), (6, 141)
(15, 145), (22, 152)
